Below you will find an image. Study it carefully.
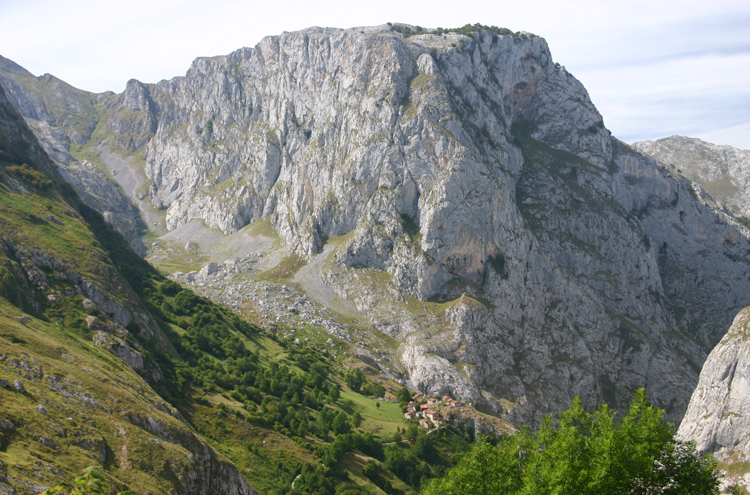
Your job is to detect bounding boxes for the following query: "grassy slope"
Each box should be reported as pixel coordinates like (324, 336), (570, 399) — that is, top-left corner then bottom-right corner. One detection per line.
(0, 298), (195, 495)
(0, 173), (449, 495)
(0, 83), (479, 495)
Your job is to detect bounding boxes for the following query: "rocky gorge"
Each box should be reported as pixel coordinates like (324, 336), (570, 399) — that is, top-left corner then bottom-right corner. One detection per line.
(1, 22), (749, 434)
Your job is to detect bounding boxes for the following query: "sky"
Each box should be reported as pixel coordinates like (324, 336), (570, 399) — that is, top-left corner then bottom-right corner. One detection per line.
(1, 0), (748, 148)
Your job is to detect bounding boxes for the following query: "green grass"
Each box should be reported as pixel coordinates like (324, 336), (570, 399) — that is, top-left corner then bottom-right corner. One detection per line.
(0, 298), (196, 494)
(150, 255), (207, 276)
(411, 74), (437, 90)
(338, 387), (405, 436)
(247, 217), (281, 247)
(0, 186), (109, 280)
(405, 293), (485, 316)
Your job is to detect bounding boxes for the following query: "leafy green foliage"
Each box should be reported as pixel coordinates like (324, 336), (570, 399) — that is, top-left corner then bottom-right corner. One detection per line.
(422, 389), (720, 495)
(345, 368), (386, 397)
(37, 466), (134, 495)
(3, 163), (53, 190)
(396, 387), (411, 404)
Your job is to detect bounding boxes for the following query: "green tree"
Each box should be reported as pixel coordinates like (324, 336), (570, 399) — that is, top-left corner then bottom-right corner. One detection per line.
(351, 412), (362, 428)
(405, 423), (419, 441)
(422, 389), (720, 495)
(396, 387), (412, 404)
(345, 368), (365, 392)
(327, 383), (341, 403)
(332, 411), (350, 435)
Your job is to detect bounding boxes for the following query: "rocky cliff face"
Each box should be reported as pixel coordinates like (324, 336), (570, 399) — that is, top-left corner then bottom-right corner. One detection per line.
(677, 306), (750, 490)
(2, 24), (749, 427)
(633, 135), (750, 219)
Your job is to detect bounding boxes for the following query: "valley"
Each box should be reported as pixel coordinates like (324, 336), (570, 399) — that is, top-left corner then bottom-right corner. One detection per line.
(1, 22), (749, 494)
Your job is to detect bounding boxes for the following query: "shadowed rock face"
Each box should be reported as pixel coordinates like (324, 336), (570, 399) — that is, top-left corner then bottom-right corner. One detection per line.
(634, 135), (750, 219)
(2, 25), (749, 428)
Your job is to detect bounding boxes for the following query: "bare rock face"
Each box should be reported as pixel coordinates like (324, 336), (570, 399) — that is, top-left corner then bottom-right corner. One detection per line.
(92, 330), (145, 371)
(131, 24), (748, 424)
(140, 26), (610, 300)
(633, 135), (750, 219)
(678, 306), (750, 489)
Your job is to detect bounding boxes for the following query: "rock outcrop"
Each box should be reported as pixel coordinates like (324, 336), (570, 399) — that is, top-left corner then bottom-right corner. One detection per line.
(678, 306), (750, 489)
(633, 135), (750, 219)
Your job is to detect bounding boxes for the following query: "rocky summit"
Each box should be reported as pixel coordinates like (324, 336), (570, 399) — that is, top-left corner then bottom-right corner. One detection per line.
(1, 23), (749, 431)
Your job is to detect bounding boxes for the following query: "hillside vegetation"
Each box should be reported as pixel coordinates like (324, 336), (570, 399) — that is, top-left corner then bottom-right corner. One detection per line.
(0, 84), (480, 495)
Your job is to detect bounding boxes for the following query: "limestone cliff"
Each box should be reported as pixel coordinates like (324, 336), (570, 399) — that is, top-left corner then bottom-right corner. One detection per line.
(2, 24), (749, 427)
(135, 25), (748, 424)
(678, 306), (750, 490)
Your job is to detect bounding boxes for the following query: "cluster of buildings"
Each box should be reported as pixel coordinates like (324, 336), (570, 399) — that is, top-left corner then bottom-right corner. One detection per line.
(402, 394), (468, 429)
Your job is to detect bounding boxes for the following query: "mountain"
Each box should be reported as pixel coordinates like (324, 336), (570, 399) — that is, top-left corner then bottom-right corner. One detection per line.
(0, 77), (492, 495)
(633, 135), (750, 220)
(0, 83), (258, 494)
(677, 306), (750, 491)
(1, 23), (749, 433)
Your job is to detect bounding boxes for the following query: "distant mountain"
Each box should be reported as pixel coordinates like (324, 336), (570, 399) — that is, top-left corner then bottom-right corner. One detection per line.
(633, 135), (750, 219)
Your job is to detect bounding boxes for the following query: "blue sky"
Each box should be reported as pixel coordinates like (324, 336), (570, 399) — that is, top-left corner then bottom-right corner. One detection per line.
(1, 0), (748, 148)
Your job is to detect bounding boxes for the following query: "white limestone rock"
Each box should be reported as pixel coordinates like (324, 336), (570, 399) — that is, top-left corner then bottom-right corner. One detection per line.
(92, 330), (145, 372)
(2, 26), (750, 429)
(678, 306), (750, 489)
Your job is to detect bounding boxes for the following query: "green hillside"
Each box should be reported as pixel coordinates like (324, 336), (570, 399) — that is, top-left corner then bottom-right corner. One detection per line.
(0, 85), (478, 495)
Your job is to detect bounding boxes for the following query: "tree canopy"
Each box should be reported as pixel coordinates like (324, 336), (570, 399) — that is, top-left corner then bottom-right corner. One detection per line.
(422, 389), (720, 495)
